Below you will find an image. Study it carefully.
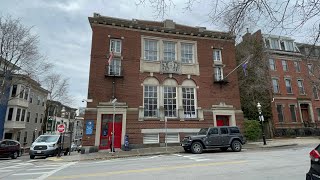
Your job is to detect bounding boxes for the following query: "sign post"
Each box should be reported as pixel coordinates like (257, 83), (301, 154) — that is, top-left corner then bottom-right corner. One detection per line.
(57, 124), (65, 157)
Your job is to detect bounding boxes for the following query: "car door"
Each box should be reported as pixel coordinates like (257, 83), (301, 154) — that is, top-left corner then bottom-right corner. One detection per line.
(0, 140), (9, 156)
(219, 127), (230, 146)
(207, 128), (220, 146)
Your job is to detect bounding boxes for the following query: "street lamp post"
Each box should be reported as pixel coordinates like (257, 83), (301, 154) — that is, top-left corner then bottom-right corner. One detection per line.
(111, 98), (117, 153)
(257, 102), (267, 145)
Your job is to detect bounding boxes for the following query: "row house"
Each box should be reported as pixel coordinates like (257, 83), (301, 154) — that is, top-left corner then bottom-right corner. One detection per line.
(83, 13), (244, 149)
(239, 30), (320, 133)
(3, 75), (49, 148)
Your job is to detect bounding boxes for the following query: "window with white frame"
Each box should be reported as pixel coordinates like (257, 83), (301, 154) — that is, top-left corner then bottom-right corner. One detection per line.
(277, 104), (284, 122)
(181, 43), (194, 63)
(144, 85), (158, 117)
(308, 64), (313, 75)
(144, 39), (158, 61)
(11, 85), (17, 97)
(214, 67), (223, 81)
(16, 108), (21, 121)
(285, 41), (294, 51)
(313, 86), (319, 100)
(294, 61), (300, 72)
(213, 49), (222, 61)
(285, 79), (292, 93)
(297, 80), (305, 94)
(164, 86), (177, 117)
(271, 39), (280, 49)
(289, 105), (296, 122)
(282, 60), (288, 71)
(143, 133), (159, 144)
(7, 108), (13, 121)
(19, 86), (24, 98)
(182, 87), (196, 118)
(265, 39), (271, 48)
(272, 78), (280, 93)
(24, 88), (29, 100)
(165, 133), (180, 143)
(163, 41), (176, 61)
(21, 109), (26, 122)
(269, 59), (276, 70)
(110, 39), (121, 53)
(109, 58), (121, 76)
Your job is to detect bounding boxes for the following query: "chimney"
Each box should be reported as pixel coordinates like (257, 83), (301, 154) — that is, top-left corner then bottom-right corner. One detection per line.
(164, 19), (175, 29)
(242, 28), (251, 42)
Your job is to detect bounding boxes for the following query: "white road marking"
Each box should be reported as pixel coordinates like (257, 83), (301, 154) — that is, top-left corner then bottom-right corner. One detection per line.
(27, 167), (56, 171)
(34, 164), (61, 168)
(0, 169), (13, 172)
(36, 162), (77, 180)
(0, 163), (32, 170)
(12, 172), (46, 176)
(26, 160), (37, 163)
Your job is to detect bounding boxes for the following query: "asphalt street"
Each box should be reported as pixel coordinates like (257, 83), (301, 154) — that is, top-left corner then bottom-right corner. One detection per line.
(0, 144), (318, 180)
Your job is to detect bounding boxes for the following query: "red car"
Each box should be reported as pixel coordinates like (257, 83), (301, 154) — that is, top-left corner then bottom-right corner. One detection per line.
(307, 145), (320, 180)
(0, 139), (21, 159)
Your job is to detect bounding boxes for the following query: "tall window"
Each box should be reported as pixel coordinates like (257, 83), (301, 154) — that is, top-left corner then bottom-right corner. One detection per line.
(32, 131), (35, 142)
(23, 132), (27, 143)
(24, 88), (29, 100)
(313, 86), (319, 100)
(17, 132), (21, 142)
(317, 108), (320, 121)
(271, 39), (280, 49)
(277, 104), (284, 122)
(290, 105), (297, 122)
(19, 86), (24, 98)
(272, 79), (280, 93)
(11, 85), (17, 97)
(163, 86), (177, 117)
(21, 109), (26, 122)
(213, 49), (222, 61)
(16, 108), (21, 121)
(163, 41), (176, 61)
(27, 112), (30, 122)
(181, 43), (193, 63)
(282, 60), (288, 71)
(109, 58), (121, 76)
(285, 41), (294, 51)
(35, 113), (38, 123)
(37, 96), (40, 105)
(42, 99), (45, 106)
(182, 87), (196, 118)
(144, 39), (158, 61)
(297, 80), (305, 94)
(265, 39), (271, 48)
(7, 108), (13, 121)
(294, 61), (301, 72)
(110, 39), (121, 53)
(144, 86), (158, 117)
(29, 92), (33, 103)
(214, 67), (223, 81)
(269, 59), (276, 70)
(285, 79), (292, 93)
(308, 64), (313, 75)
(40, 114), (43, 123)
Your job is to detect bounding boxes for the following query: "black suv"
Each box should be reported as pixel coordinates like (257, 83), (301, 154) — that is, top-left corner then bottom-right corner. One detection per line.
(181, 126), (246, 154)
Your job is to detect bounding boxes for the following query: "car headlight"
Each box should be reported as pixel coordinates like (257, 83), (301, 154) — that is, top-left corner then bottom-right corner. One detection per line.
(48, 144), (55, 147)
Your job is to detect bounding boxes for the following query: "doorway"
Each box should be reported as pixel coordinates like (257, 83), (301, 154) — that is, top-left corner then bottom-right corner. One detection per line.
(300, 104), (310, 122)
(216, 115), (230, 126)
(99, 114), (122, 150)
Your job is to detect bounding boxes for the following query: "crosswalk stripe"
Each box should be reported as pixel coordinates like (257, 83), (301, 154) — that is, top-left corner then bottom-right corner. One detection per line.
(12, 172), (46, 176)
(27, 167), (56, 171)
(0, 169), (13, 172)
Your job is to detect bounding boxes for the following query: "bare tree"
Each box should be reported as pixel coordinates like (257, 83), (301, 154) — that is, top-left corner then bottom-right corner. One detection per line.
(0, 15), (52, 105)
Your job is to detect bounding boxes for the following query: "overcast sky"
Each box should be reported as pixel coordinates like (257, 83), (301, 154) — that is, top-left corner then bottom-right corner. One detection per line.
(0, 0), (314, 109)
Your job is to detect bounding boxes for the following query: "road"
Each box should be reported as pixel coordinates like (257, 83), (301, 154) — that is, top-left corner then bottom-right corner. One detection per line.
(0, 144), (317, 180)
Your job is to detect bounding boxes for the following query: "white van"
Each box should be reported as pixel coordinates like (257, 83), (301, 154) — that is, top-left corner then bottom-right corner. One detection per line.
(29, 134), (71, 159)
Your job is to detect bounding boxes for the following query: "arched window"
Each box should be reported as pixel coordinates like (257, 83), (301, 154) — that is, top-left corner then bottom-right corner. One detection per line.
(163, 79), (178, 117)
(143, 77), (159, 117)
(181, 80), (197, 118)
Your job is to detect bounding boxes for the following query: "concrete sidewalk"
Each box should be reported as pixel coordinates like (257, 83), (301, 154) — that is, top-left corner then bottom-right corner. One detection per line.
(46, 137), (320, 162)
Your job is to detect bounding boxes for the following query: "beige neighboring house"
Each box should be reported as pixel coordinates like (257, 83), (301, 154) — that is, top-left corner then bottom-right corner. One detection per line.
(73, 116), (84, 146)
(3, 75), (49, 148)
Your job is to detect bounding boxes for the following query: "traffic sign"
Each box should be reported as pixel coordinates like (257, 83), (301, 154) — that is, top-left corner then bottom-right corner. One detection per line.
(57, 124), (65, 133)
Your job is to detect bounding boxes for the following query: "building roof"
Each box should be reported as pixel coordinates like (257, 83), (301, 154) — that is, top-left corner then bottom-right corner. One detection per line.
(88, 13), (234, 40)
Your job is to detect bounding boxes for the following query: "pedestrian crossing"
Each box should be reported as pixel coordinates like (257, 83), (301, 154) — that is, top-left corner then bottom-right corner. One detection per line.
(172, 154), (211, 162)
(0, 159), (76, 180)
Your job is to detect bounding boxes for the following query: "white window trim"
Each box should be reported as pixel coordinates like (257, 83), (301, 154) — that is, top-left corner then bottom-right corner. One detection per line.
(289, 104), (297, 122)
(214, 66), (224, 81)
(313, 86), (319, 100)
(213, 49), (222, 62)
(284, 78), (293, 94)
(165, 133), (180, 143)
(163, 86), (178, 118)
(141, 36), (197, 64)
(143, 133), (159, 144)
(143, 84), (160, 119)
(272, 78), (280, 93)
(282, 60), (288, 71)
(163, 41), (177, 61)
(269, 59), (276, 71)
(297, 79), (305, 95)
(181, 86), (197, 119)
(110, 39), (122, 54)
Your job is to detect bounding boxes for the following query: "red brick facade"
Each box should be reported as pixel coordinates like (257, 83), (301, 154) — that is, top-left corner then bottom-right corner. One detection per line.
(83, 14), (244, 148)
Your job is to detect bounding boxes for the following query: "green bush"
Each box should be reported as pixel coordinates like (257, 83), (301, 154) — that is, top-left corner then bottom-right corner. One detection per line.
(244, 120), (261, 141)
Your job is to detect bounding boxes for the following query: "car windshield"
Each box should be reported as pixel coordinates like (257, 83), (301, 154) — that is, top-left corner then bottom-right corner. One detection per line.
(198, 128), (208, 135)
(35, 136), (59, 143)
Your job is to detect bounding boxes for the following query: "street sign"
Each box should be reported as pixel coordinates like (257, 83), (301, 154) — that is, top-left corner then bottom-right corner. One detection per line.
(57, 124), (65, 133)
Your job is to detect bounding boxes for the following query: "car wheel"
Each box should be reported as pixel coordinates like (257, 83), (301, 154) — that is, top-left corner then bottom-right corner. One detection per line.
(64, 149), (69, 156)
(30, 155), (35, 159)
(191, 142), (203, 154)
(220, 147), (228, 152)
(11, 151), (18, 159)
(183, 147), (191, 153)
(231, 140), (242, 152)
(18, 150), (22, 157)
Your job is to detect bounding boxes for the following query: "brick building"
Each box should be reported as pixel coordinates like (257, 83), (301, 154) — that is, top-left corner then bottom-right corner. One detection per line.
(83, 13), (244, 149)
(239, 30), (320, 135)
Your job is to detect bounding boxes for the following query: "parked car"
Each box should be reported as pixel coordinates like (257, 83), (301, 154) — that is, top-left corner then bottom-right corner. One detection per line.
(306, 144), (320, 180)
(71, 143), (77, 152)
(0, 139), (21, 159)
(29, 134), (71, 159)
(181, 126), (246, 154)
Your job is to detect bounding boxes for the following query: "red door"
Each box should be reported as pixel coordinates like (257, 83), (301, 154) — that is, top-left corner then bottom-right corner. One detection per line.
(100, 114), (122, 150)
(216, 115), (229, 126)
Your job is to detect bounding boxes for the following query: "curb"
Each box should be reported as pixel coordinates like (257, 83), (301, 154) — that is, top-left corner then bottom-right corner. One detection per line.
(244, 143), (298, 149)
